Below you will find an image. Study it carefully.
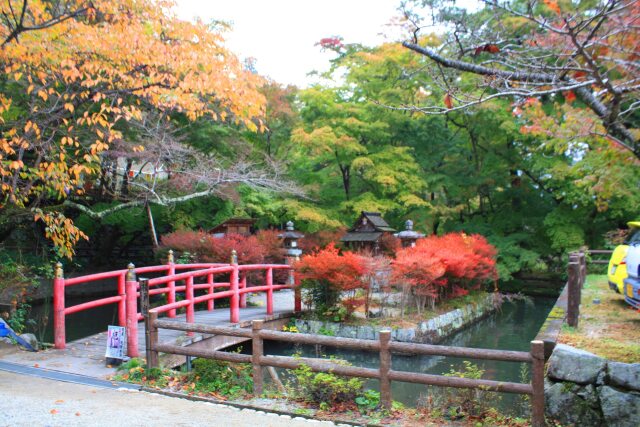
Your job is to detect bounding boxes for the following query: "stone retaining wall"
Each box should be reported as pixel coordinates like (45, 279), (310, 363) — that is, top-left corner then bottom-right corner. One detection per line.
(294, 294), (498, 344)
(545, 344), (640, 426)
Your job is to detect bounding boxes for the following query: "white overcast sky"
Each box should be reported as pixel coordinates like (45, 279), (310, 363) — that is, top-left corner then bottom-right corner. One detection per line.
(174, 1), (482, 88)
(174, 1), (408, 87)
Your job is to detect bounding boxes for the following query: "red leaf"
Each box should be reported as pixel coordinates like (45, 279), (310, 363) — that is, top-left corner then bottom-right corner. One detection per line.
(484, 44), (500, 54)
(444, 93), (453, 109)
(564, 91), (576, 104)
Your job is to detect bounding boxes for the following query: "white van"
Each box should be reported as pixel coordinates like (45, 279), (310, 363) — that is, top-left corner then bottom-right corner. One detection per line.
(622, 244), (640, 309)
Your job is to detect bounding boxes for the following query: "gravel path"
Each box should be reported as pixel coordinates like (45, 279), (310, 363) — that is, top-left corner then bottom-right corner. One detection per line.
(0, 370), (341, 427)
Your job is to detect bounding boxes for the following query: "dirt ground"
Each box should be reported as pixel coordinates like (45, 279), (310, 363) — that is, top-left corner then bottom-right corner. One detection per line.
(558, 275), (640, 363)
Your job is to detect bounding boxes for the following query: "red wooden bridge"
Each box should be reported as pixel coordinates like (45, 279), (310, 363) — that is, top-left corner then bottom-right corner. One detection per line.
(53, 251), (301, 358)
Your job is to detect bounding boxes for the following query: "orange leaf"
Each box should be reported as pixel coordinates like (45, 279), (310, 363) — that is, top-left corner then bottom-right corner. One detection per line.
(50, 409), (58, 415)
(485, 44), (500, 54)
(444, 94), (453, 109)
(543, 0), (561, 14)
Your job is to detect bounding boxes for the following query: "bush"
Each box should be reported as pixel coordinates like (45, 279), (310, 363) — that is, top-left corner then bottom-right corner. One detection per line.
(292, 363), (363, 406)
(440, 361), (500, 417)
(114, 358), (170, 388)
(392, 232), (497, 313)
(298, 228), (346, 254)
(295, 244), (367, 319)
(160, 230), (279, 265)
(190, 358), (253, 398)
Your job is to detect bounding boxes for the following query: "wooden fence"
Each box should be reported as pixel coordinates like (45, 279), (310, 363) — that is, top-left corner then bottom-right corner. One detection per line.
(566, 249), (611, 327)
(145, 312), (546, 427)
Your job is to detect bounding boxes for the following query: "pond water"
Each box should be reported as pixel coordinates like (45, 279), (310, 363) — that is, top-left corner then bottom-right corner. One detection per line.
(257, 297), (555, 416)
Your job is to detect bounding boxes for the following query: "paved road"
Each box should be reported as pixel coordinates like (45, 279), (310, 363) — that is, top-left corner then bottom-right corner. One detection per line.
(0, 370), (340, 427)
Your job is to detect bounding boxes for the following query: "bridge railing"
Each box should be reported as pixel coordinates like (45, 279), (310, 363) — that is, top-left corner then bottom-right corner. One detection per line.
(53, 252), (300, 353)
(146, 316), (546, 427)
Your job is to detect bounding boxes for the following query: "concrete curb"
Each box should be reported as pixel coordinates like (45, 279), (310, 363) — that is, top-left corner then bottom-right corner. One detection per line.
(0, 360), (140, 390)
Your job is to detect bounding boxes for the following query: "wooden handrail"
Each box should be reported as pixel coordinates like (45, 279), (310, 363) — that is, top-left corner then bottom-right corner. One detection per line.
(146, 315), (547, 427)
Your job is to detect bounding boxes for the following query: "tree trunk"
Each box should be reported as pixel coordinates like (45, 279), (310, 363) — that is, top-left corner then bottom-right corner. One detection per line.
(339, 164), (351, 200)
(146, 202), (159, 248)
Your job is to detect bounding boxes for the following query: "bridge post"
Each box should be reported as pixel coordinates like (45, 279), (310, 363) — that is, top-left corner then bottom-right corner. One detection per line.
(186, 275), (194, 336)
(53, 262), (65, 349)
(252, 320), (264, 396)
(125, 263), (139, 357)
(230, 250), (240, 323)
(240, 273), (247, 308)
(117, 273), (126, 327)
(207, 273), (214, 311)
(167, 250), (176, 318)
(266, 268), (273, 315)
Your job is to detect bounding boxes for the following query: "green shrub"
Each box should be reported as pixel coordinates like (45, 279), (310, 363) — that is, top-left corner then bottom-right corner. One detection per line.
(190, 358), (253, 398)
(440, 361), (501, 418)
(355, 389), (380, 412)
(292, 363), (363, 406)
(114, 358), (170, 388)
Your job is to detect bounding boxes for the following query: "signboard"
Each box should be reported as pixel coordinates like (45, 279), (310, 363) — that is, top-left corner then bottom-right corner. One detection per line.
(105, 325), (126, 360)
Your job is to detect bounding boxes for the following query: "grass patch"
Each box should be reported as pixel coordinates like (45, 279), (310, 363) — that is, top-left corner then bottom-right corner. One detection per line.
(558, 274), (640, 363)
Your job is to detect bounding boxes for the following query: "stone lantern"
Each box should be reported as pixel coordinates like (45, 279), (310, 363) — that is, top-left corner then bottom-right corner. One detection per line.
(395, 220), (425, 248)
(278, 221), (304, 262)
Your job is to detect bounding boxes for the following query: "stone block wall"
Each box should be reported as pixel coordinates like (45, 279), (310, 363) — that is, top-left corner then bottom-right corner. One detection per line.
(545, 344), (640, 426)
(294, 294), (498, 344)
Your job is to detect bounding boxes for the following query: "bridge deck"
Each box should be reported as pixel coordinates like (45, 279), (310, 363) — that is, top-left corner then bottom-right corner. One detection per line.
(0, 290), (296, 379)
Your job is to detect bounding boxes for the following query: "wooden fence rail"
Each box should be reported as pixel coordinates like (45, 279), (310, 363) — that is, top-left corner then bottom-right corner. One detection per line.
(145, 313), (546, 427)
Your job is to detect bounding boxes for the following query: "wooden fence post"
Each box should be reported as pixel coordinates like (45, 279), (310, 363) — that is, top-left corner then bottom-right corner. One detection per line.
(140, 279), (152, 369)
(379, 330), (392, 409)
(252, 320), (264, 396)
(53, 262), (66, 349)
(567, 260), (580, 327)
(125, 263), (139, 357)
(147, 311), (159, 369)
(579, 250), (587, 287)
(167, 250), (176, 318)
(530, 340), (546, 427)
